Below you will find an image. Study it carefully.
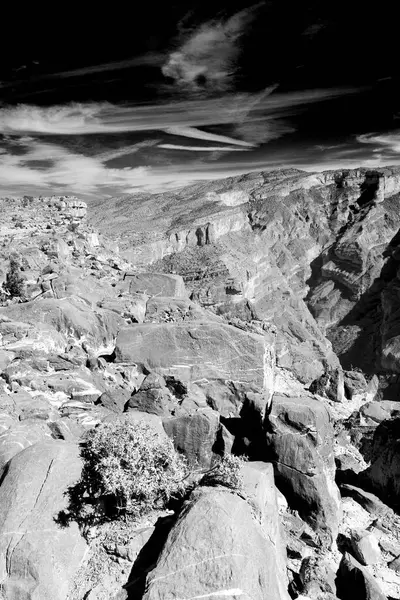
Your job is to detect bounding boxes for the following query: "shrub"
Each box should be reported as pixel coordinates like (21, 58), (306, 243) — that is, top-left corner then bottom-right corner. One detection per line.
(200, 454), (244, 491)
(61, 420), (188, 528)
(2, 257), (26, 299)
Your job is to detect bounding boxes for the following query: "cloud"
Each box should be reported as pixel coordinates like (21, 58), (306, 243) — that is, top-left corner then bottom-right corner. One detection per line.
(234, 119), (295, 145)
(3, 134), (400, 200)
(0, 87), (359, 142)
(0, 55), (164, 91)
(97, 140), (160, 162)
(161, 6), (259, 94)
(157, 144), (249, 152)
(0, 138), (256, 198)
(162, 125), (255, 147)
(0, 139), (148, 195)
(357, 131), (400, 153)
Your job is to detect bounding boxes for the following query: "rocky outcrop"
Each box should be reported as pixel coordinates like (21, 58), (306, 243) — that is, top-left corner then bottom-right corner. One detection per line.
(142, 484), (290, 600)
(125, 272), (187, 298)
(265, 394), (341, 546)
(362, 417), (400, 505)
(0, 440), (87, 600)
(162, 407), (221, 468)
(115, 321), (272, 416)
(4, 166), (400, 598)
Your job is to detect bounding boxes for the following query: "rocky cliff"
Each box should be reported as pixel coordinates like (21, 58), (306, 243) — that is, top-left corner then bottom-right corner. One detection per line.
(1, 167), (400, 599)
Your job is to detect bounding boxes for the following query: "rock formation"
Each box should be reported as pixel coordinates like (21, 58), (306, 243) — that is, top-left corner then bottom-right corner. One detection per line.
(1, 167), (400, 598)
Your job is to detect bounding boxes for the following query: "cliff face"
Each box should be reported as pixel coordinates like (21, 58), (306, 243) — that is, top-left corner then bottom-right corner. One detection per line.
(2, 168), (400, 599)
(90, 166), (400, 385)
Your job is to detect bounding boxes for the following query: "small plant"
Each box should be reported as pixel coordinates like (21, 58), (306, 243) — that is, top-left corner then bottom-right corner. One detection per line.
(200, 454), (244, 491)
(58, 419), (188, 530)
(2, 257), (26, 300)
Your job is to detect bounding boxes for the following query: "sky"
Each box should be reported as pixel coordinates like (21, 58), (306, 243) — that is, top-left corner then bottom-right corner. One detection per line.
(1, 0), (400, 199)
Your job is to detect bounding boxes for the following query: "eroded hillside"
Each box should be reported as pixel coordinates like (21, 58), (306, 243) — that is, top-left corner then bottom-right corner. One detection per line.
(0, 169), (400, 599)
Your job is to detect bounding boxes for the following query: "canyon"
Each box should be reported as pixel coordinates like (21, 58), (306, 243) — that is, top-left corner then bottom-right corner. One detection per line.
(1, 166), (400, 598)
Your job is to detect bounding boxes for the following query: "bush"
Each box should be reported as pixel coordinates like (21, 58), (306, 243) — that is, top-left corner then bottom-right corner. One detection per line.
(60, 420), (188, 528)
(2, 257), (26, 299)
(200, 454), (244, 491)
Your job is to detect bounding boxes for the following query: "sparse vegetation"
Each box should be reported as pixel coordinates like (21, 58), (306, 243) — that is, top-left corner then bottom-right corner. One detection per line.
(58, 420), (188, 532)
(200, 454), (244, 491)
(2, 256), (26, 300)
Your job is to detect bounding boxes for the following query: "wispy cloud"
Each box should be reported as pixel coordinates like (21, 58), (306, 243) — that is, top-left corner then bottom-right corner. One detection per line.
(2, 135), (400, 200)
(162, 125), (255, 147)
(0, 55), (164, 90)
(162, 6), (260, 94)
(357, 131), (400, 154)
(157, 144), (249, 152)
(0, 87), (359, 142)
(0, 138), (259, 198)
(97, 140), (160, 162)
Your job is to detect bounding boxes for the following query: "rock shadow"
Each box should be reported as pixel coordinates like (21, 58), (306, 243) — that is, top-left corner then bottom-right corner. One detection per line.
(123, 514), (176, 599)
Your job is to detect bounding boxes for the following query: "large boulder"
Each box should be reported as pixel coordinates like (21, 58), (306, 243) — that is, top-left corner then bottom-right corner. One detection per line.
(115, 322), (271, 416)
(349, 529), (381, 566)
(125, 272), (187, 298)
(0, 296), (124, 355)
(162, 407), (221, 468)
(264, 394), (341, 546)
(0, 420), (52, 468)
(142, 485), (290, 600)
(0, 440), (87, 600)
(362, 417), (400, 505)
(241, 461), (288, 595)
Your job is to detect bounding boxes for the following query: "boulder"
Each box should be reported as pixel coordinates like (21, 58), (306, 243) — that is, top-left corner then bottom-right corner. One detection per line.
(142, 486), (291, 600)
(0, 420), (52, 468)
(125, 272), (187, 298)
(241, 461), (288, 594)
(127, 374), (173, 416)
(344, 370), (369, 400)
(309, 367), (345, 402)
(162, 408), (221, 467)
(0, 440), (87, 600)
(115, 322), (270, 416)
(98, 294), (148, 323)
(97, 388), (130, 413)
(265, 395), (341, 546)
(340, 484), (394, 519)
(349, 529), (381, 565)
(336, 552), (387, 600)
(0, 296), (123, 356)
(298, 556), (337, 598)
(360, 401), (400, 425)
(363, 417), (400, 505)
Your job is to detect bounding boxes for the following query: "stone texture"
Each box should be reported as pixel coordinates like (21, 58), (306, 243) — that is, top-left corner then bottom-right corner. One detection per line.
(0, 440), (87, 600)
(97, 388), (130, 413)
(127, 373), (173, 416)
(241, 461), (288, 595)
(162, 408), (221, 468)
(142, 486), (291, 600)
(0, 420), (52, 468)
(125, 272), (187, 298)
(115, 322), (270, 416)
